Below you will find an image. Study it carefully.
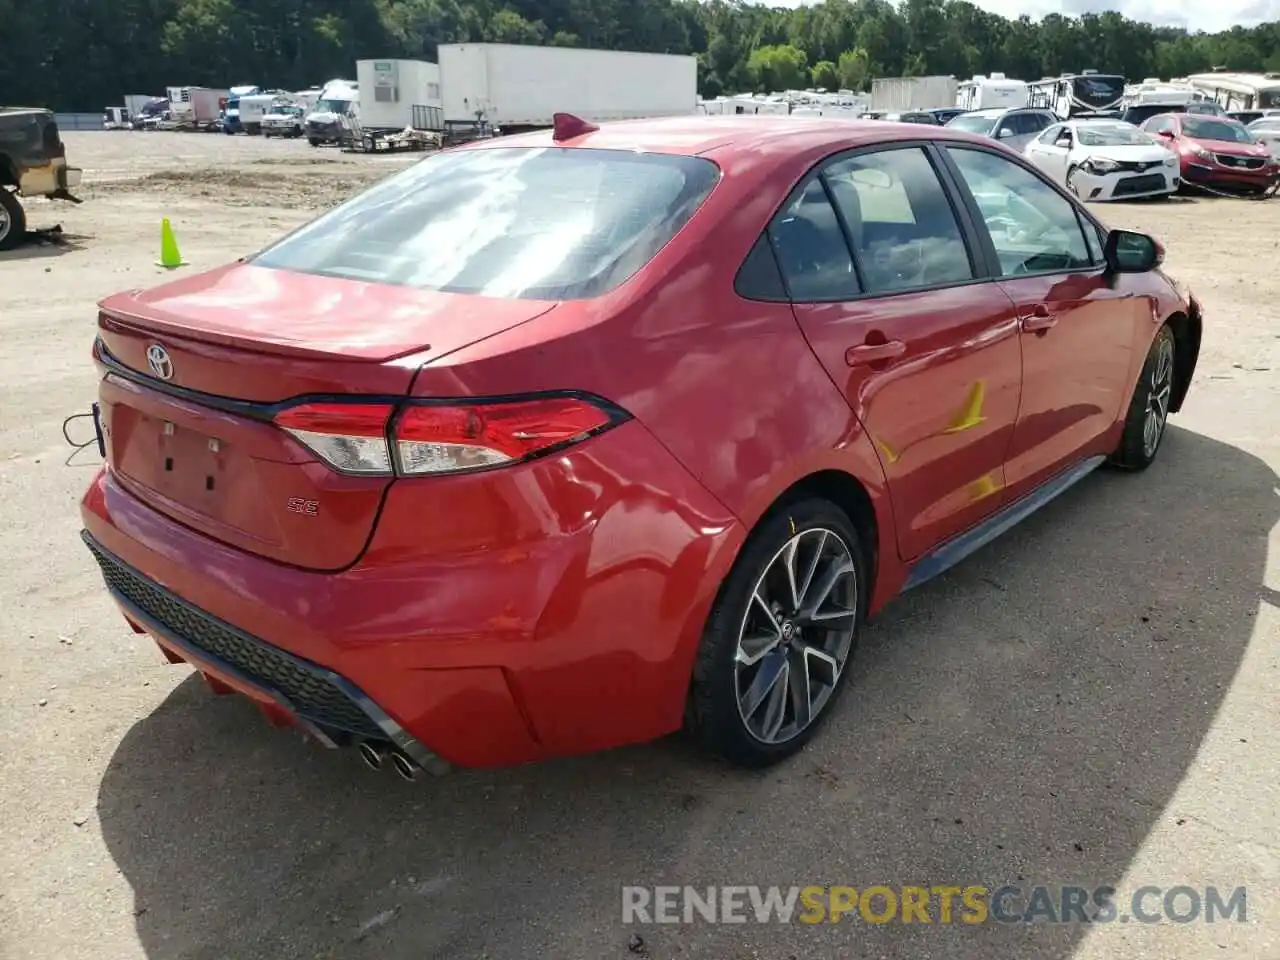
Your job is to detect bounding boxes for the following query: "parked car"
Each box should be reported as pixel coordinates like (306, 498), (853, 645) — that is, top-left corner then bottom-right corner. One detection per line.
(1024, 118), (1179, 201)
(1119, 101), (1224, 126)
(887, 111), (943, 125)
(79, 114), (1202, 775)
(1247, 116), (1280, 160)
(0, 107), (83, 250)
(1141, 113), (1279, 195)
(1226, 109), (1280, 126)
(944, 106), (1059, 151)
(922, 107), (967, 125)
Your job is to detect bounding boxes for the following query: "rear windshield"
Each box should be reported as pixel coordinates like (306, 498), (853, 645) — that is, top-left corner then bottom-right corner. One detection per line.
(253, 147), (720, 300)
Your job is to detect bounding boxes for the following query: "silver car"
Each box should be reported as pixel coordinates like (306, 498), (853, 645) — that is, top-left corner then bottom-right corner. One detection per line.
(945, 107), (1060, 152)
(1247, 117), (1280, 160)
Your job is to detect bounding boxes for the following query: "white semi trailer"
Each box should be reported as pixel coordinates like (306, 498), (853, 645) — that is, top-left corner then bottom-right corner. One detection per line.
(437, 43), (698, 134)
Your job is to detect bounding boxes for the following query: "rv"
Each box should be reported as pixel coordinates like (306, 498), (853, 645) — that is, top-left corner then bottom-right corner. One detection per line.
(1027, 70), (1126, 117)
(956, 73), (1029, 111)
(1185, 72), (1280, 112)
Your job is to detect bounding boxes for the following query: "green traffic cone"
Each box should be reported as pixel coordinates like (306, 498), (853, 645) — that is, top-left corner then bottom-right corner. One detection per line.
(156, 218), (188, 268)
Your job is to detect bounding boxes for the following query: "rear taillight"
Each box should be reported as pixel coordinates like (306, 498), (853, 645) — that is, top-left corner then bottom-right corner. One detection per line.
(274, 402), (397, 474)
(272, 395), (625, 477)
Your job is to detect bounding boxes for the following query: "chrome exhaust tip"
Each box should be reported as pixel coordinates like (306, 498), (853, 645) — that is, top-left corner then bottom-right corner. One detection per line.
(390, 751), (419, 782)
(358, 741), (386, 771)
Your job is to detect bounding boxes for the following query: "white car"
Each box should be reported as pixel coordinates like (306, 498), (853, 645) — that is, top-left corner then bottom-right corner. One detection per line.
(1024, 119), (1179, 201)
(1246, 117), (1280, 160)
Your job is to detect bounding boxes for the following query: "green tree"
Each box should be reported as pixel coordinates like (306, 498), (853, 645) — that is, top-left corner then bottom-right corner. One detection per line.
(811, 59), (840, 89)
(747, 43), (809, 92)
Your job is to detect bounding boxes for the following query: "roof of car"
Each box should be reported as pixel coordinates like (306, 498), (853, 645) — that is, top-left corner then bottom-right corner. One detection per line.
(462, 114), (996, 158)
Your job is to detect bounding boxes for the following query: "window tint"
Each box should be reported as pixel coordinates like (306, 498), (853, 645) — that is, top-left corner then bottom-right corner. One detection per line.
(252, 147), (720, 301)
(947, 148), (1092, 276)
(735, 233), (787, 301)
(824, 147), (973, 294)
(768, 179), (860, 301)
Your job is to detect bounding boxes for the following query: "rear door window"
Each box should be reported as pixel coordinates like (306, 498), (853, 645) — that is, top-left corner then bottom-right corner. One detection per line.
(252, 147), (720, 301)
(823, 147), (974, 294)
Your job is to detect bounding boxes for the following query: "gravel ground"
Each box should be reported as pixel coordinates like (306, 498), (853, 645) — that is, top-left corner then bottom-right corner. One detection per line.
(0, 131), (1277, 960)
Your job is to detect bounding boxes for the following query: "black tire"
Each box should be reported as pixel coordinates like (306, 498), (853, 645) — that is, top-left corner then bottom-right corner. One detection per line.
(307, 137), (321, 147)
(0, 188), (27, 252)
(688, 498), (866, 768)
(1109, 324), (1177, 470)
(1065, 165), (1081, 197)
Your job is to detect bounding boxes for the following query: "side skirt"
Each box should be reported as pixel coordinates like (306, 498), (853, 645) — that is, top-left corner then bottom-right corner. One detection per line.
(902, 455), (1106, 592)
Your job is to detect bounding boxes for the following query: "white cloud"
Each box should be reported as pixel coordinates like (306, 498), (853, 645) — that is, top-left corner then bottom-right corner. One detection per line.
(768, 0), (1280, 36)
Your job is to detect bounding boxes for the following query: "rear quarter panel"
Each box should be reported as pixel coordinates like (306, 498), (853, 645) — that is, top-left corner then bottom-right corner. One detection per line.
(408, 138), (901, 607)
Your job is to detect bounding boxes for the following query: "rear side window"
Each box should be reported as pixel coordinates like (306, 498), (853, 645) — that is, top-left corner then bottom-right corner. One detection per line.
(768, 179), (861, 301)
(252, 147), (720, 301)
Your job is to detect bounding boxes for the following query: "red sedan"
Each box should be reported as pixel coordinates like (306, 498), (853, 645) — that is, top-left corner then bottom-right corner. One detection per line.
(1141, 112), (1280, 194)
(80, 114), (1202, 776)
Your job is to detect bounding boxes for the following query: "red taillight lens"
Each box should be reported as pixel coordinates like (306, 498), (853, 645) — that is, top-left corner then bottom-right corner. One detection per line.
(274, 402), (396, 475)
(272, 396), (623, 477)
(394, 397), (618, 475)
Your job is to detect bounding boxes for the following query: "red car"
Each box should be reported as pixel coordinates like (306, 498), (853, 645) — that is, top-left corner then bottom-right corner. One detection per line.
(1141, 112), (1280, 194)
(80, 114), (1202, 777)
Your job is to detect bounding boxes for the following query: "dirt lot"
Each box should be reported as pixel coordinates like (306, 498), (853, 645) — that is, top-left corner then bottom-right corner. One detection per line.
(0, 132), (1277, 960)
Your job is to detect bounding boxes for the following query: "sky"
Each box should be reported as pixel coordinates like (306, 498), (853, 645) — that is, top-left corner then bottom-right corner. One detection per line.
(773, 0), (1280, 36)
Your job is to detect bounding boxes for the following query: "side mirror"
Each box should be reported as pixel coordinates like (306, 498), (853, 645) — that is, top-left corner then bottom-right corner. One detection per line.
(997, 127), (1015, 139)
(1156, 129), (1175, 139)
(1104, 229), (1163, 273)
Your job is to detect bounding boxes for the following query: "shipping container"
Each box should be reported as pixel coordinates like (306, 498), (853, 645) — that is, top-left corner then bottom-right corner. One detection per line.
(437, 43), (698, 131)
(356, 59), (444, 132)
(870, 76), (958, 113)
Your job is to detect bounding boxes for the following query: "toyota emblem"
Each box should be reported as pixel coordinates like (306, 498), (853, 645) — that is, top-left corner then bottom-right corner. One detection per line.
(146, 344), (173, 381)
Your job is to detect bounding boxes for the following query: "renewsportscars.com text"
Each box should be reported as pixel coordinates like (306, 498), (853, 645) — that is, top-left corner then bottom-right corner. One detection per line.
(622, 885), (1247, 925)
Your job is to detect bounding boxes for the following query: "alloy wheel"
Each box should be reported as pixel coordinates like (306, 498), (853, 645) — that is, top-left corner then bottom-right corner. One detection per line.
(0, 203), (10, 242)
(1143, 335), (1175, 458)
(734, 528), (858, 744)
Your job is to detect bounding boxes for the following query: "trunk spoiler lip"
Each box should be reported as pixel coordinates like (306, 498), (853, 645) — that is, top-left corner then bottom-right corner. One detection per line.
(94, 336), (630, 428)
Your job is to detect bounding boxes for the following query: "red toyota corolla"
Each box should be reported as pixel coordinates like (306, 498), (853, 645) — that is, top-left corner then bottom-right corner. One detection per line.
(1141, 112), (1280, 194)
(81, 114), (1202, 777)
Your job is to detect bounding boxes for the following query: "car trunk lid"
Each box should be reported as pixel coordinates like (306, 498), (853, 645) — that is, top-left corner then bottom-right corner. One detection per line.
(95, 262), (556, 570)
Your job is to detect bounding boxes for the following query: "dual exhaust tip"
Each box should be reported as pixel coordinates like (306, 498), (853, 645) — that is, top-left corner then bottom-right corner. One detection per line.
(358, 741), (420, 781)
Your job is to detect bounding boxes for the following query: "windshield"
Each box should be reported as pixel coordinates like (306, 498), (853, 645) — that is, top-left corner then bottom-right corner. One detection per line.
(1073, 75), (1126, 108)
(253, 147), (721, 301)
(947, 113), (998, 134)
(1182, 117), (1254, 143)
(1077, 124), (1158, 146)
(314, 98), (350, 114)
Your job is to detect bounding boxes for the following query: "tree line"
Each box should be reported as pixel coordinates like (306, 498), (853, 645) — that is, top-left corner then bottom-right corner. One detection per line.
(3, 0), (1279, 112)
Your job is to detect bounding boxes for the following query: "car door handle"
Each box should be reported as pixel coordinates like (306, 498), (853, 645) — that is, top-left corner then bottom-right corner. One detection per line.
(846, 340), (906, 366)
(1019, 305), (1057, 333)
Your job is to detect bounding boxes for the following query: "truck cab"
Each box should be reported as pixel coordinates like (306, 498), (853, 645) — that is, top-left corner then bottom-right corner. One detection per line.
(0, 107), (83, 250)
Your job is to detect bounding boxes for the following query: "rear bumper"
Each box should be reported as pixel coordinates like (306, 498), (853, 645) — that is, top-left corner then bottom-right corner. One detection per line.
(80, 420), (745, 769)
(17, 157), (81, 197)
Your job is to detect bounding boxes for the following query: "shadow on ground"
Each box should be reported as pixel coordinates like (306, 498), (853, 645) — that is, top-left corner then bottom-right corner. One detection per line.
(97, 426), (1275, 960)
(0, 225), (90, 261)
